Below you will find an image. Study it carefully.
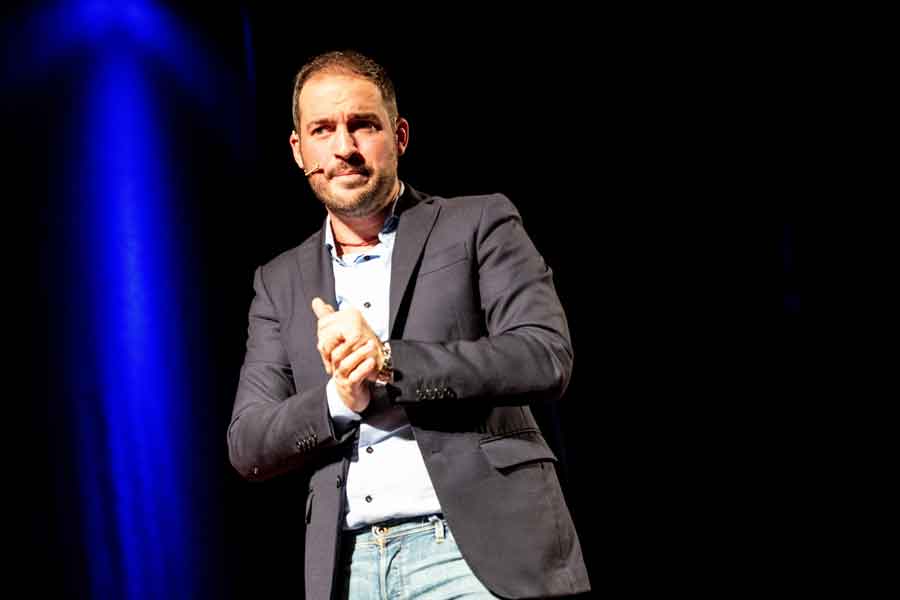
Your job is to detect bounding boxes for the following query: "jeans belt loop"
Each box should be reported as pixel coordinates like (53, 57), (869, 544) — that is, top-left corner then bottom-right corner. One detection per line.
(428, 515), (445, 543)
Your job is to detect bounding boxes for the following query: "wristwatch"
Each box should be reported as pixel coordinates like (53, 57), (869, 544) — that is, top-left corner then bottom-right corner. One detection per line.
(375, 341), (393, 385)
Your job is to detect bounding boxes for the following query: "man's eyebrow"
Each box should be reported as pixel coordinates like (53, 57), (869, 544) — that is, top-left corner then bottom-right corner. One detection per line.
(306, 117), (333, 129)
(307, 112), (383, 128)
(347, 112), (383, 122)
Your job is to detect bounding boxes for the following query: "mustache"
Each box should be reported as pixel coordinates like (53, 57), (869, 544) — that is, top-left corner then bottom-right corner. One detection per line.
(330, 165), (368, 177)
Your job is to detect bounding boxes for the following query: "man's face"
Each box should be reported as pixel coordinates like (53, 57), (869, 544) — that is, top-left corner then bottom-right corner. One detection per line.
(290, 73), (408, 218)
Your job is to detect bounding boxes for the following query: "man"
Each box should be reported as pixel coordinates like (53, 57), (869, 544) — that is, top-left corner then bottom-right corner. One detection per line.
(227, 50), (590, 599)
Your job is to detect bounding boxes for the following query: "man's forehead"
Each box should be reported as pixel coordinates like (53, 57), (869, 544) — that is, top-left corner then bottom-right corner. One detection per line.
(299, 74), (386, 120)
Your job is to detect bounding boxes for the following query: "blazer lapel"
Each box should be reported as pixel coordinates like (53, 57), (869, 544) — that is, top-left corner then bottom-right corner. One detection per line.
(296, 224), (338, 311)
(389, 186), (440, 336)
(294, 186), (439, 336)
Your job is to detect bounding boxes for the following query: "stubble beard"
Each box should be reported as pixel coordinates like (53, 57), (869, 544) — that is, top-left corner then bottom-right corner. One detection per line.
(312, 164), (397, 219)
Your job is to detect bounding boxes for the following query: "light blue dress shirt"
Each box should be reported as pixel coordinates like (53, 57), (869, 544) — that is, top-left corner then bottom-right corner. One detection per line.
(324, 183), (442, 530)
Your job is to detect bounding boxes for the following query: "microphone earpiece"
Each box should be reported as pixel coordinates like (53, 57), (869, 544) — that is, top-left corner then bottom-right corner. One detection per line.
(304, 164), (323, 177)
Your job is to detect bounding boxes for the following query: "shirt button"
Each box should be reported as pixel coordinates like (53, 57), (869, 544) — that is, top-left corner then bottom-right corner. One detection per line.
(365, 495), (373, 503)
(363, 301), (371, 309)
(366, 446), (374, 454)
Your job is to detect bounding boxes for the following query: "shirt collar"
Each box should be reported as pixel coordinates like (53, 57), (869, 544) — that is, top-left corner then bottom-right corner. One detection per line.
(324, 181), (404, 257)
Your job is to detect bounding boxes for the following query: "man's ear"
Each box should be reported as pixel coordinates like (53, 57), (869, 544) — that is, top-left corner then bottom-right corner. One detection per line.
(289, 130), (305, 170)
(395, 118), (410, 156)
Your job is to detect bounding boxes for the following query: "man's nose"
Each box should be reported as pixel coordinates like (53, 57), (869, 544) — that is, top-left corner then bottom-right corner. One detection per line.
(332, 126), (358, 159)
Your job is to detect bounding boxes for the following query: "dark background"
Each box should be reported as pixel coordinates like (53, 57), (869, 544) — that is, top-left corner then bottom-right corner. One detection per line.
(7, 3), (796, 597)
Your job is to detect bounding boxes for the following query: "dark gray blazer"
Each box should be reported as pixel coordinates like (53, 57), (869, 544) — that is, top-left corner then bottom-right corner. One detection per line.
(228, 186), (590, 599)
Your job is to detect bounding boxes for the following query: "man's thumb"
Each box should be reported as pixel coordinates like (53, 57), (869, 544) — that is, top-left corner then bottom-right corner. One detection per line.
(311, 297), (336, 318)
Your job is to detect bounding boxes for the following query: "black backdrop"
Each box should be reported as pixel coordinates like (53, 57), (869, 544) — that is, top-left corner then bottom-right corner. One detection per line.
(8, 3), (796, 597)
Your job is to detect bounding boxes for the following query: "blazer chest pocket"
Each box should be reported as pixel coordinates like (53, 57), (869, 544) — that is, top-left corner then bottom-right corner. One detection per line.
(480, 431), (558, 472)
(418, 241), (469, 277)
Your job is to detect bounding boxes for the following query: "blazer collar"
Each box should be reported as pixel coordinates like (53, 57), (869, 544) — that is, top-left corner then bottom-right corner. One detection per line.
(295, 183), (440, 336)
(388, 185), (439, 336)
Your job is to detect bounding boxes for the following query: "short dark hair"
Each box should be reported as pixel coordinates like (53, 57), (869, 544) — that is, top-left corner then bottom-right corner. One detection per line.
(291, 50), (398, 133)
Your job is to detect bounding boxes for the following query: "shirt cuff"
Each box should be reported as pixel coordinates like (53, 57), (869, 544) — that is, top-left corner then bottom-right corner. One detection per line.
(327, 377), (362, 432)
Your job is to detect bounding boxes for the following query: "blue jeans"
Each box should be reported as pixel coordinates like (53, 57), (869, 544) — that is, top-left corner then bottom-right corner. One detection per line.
(337, 514), (499, 600)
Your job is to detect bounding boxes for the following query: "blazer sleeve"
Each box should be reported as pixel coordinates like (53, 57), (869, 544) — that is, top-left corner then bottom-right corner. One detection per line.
(227, 265), (355, 481)
(387, 194), (574, 406)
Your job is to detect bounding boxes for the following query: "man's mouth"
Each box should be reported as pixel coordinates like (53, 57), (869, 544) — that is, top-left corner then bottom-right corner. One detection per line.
(333, 169), (366, 178)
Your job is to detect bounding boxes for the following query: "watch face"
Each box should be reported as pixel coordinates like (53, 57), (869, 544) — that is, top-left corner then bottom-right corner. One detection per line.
(375, 341), (392, 384)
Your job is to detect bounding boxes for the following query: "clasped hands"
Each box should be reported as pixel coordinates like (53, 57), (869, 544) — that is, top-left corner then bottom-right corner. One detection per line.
(311, 297), (385, 413)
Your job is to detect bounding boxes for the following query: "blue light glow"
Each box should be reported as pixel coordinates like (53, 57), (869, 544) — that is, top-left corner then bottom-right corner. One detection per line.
(84, 49), (191, 598)
(9, 0), (242, 596)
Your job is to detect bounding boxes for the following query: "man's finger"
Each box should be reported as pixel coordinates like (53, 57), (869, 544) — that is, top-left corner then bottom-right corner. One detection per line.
(317, 332), (342, 375)
(317, 342), (333, 375)
(311, 297), (336, 319)
(330, 339), (360, 372)
(335, 340), (373, 378)
(348, 357), (376, 384)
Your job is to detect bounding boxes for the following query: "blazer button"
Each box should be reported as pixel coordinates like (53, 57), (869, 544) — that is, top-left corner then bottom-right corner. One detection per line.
(336, 475), (343, 488)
